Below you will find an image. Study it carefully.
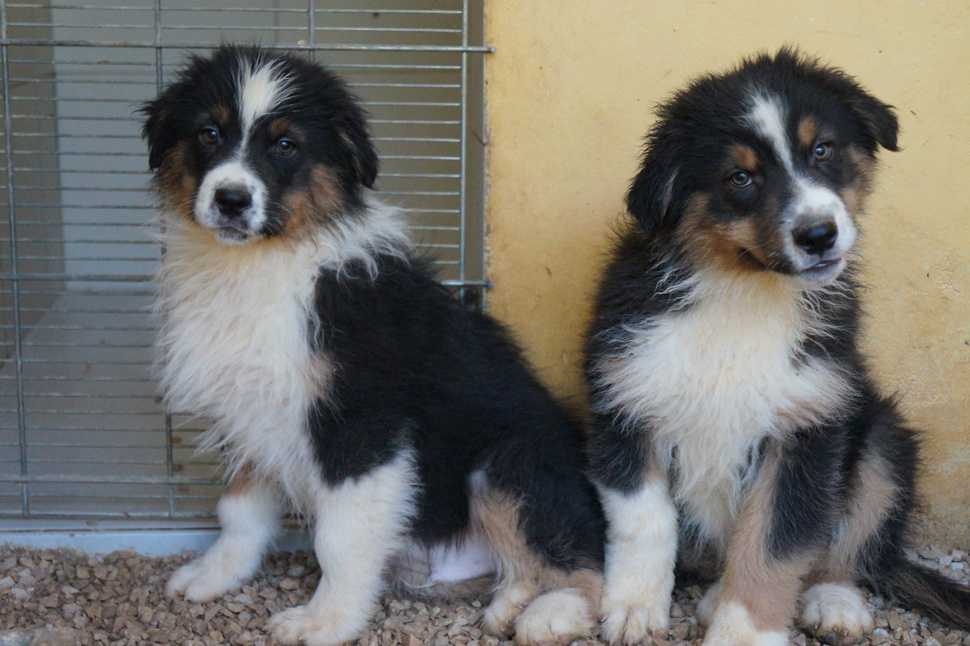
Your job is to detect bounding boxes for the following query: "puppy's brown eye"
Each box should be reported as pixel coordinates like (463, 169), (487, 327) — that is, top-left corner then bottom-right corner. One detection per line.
(275, 139), (296, 156)
(729, 170), (752, 188)
(199, 126), (219, 145)
(813, 141), (833, 161)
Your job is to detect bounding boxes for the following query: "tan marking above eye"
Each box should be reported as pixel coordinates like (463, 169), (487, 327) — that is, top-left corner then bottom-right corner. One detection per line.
(211, 105), (232, 127)
(730, 144), (760, 172)
(797, 117), (818, 149)
(267, 118), (291, 141)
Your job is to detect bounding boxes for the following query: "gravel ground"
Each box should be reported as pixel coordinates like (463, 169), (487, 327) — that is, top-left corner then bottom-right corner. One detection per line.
(1, 545), (969, 646)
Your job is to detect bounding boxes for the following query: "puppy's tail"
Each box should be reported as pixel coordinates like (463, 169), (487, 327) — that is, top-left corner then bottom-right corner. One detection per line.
(868, 558), (970, 630)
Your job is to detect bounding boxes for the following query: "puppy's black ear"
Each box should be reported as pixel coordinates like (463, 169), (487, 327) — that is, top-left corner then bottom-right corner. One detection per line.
(140, 98), (174, 172)
(626, 138), (684, 235)
(339, 119), (379, 189)
(848, 92), (900, 152)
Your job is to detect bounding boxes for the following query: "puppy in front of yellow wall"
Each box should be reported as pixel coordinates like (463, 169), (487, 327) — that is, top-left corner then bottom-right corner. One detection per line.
(586, 49), (970, 646)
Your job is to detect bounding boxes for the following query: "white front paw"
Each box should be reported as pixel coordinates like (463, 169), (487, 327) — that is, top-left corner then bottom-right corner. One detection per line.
(267, 605), (358, 646)
(513, 589), (594, 646)
(702, 601), (787, 646)
(166, 558), (241, 602)
(599, 593), (669, 645)
(800, 583), (873, 644)
(483, 582), (539, 637)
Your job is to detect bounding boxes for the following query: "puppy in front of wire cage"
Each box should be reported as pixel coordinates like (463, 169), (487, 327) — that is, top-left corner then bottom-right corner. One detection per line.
(586, 49), (970, 646)
(141, 45), (605, 646)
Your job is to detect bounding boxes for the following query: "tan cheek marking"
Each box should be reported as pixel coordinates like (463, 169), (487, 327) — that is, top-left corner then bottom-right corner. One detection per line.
(156, 143), (198, 222)
(279, 164), (345, 240)
(840, 146), (876, 214)
(797, 117), (818, 149)
(678, 194), (769, 272)
(718, 447), (814, 632)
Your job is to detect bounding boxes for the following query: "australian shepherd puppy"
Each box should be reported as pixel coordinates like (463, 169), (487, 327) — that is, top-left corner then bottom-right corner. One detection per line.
(585, 49), (970, 646)
(142, 45), (604, 646)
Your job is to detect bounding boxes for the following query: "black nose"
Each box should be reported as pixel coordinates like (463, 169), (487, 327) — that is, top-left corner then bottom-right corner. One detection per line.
(214, 187), (252, 217)
(793, 220), (838, 256)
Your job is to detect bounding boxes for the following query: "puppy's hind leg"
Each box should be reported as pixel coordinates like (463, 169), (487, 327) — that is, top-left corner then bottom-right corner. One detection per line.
(703, 439), (837, 646)
(473, 452), (605, 646)
(802, 412), (916, 644)
(167, 467), (281, 601)
(267, 450), (417, 646)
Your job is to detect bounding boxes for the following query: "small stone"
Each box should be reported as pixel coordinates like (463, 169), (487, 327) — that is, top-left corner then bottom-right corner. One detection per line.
(39, 593), (60, 608)
(62, 603), (82, 620)
(279, 577), (300, 590)
(403, 635), (423, 646)
(25, 628), (78, 646)
(670, 621), (691, 640)
(887, 610), (903, 631)
(0, 629), (32, 645)
(204, 604), (221, 622)
(0, 576), (14, 589)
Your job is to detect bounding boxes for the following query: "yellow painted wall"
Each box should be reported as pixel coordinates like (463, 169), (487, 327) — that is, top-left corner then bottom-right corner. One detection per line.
(484, 2), (970, 547)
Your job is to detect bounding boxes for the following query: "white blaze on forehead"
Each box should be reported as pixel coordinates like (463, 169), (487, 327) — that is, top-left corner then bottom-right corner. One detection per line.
(238, 59), (291, 133)
(745, 94), (794, 172)
(745, 93), (854, 248)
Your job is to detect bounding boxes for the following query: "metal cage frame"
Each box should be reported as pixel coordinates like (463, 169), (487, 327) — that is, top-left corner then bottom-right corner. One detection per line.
(0, 0), (489, 525)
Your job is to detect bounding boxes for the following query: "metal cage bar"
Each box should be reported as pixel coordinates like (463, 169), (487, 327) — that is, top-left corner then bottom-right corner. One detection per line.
(0, 0), (490, 522)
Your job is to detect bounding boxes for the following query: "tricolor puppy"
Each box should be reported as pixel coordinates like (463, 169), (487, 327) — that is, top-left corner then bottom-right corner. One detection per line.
(585, 49), (970, 646)
(143, 45), (604, 646)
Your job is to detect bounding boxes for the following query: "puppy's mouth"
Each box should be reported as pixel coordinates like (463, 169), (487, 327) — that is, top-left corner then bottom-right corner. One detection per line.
(214, 227), (250, 244)
(208, 217), (255, 244)
(738, 248), (846, 285)
(796, 257), (846, 284)
(201, 210), (258, 244)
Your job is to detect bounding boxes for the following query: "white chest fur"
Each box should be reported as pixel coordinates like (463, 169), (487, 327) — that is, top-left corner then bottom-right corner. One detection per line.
(593, 271), (848, 546)
(154, 201), (411, 494)
(155, 223), (327, 484)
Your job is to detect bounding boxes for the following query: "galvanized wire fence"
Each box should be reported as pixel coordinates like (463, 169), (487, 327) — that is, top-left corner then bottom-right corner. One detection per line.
(0, 0), (488, 521)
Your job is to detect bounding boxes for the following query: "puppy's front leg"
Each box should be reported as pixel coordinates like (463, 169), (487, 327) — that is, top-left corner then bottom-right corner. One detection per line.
(268, 451), (417, 646)
(590, 418), (677, 646)
(702, 437), (838, 646)
(167, 467), (281, 601)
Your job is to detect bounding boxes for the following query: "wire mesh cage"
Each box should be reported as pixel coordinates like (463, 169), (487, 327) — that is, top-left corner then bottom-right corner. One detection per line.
(0, 0), (488, 523)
